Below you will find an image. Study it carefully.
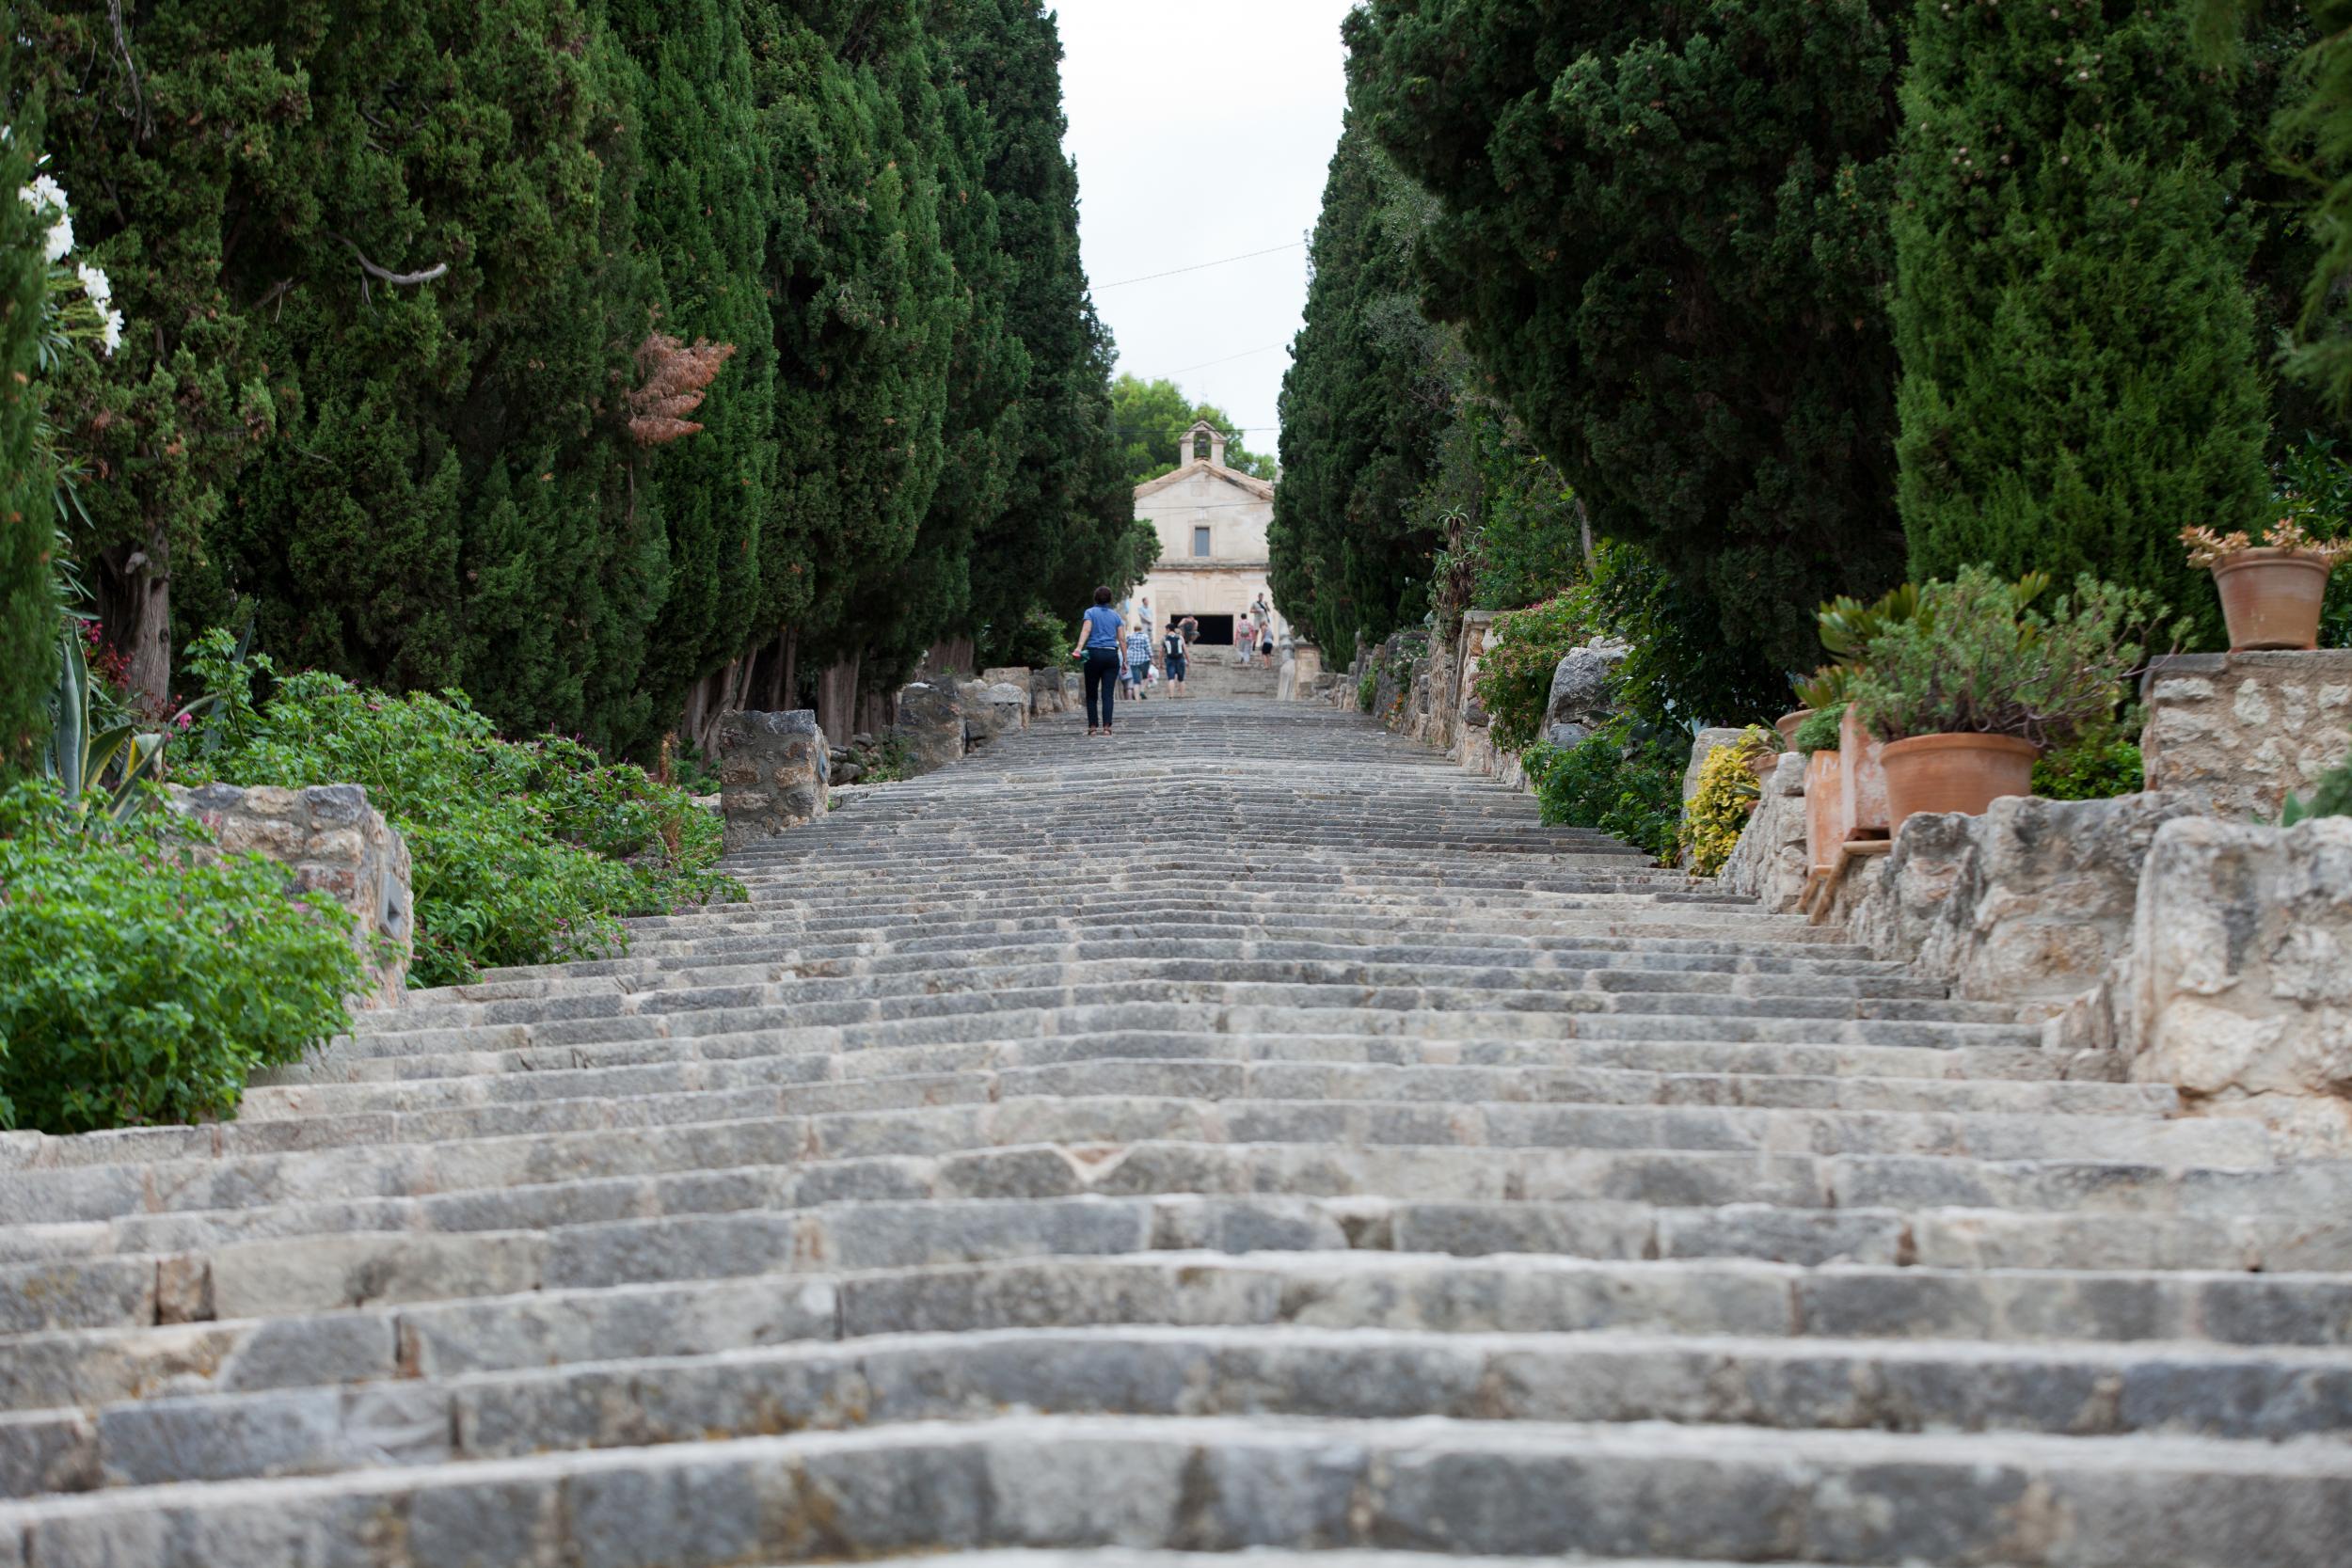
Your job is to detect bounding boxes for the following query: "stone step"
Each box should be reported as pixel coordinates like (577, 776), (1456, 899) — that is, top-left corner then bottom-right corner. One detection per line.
(233, 1056), (2174, 1124)
(0, 1412), (2342, 1565)
(11, 1323), (2350, 1498)
(0, 1095), (2274, 1234)
(13, 1249), (2352, 1422)
(250, 1026), (2076, 1095)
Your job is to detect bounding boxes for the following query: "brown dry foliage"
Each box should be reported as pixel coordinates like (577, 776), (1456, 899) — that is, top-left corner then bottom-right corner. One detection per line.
(628, 333), (737, 446)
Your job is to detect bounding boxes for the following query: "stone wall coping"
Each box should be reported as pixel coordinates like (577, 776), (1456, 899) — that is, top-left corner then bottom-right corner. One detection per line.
(2141, 647), (2352, 695)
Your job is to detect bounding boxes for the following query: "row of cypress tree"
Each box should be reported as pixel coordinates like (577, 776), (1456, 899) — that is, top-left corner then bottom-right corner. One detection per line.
(15, 0), (1145, 754)
(1288, 0), (2321, 689)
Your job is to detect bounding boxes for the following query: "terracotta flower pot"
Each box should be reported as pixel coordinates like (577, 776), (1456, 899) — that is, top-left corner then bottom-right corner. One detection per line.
(1879, 733), (2040, 832)
(1774, 709), (1812, 748)
(1743, 750), (1779, 783)
(1837, 707), (1889, 841)
(2211, 549), (2332, 652)
(1803, 750), (1843, 875)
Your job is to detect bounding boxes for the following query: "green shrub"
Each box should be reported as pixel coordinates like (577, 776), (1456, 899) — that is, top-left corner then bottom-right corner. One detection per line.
(1792, 705), (1845, 756)
(0, 782), (359, 1132)
(177, 633), (739, 989)
(1474, 596), (1584, 752)
(1683, 737), (1768, 878)
(2283, 753), (2352, 825)
(1522, 729), (1684, 864)
(979, 605), (1071, 673)
(1846, 568), (2166, 749)
(1358, 669), (1377, 713)
(2032, 736), (2146, 802)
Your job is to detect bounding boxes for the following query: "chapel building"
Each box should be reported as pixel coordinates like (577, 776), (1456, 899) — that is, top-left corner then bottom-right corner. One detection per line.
(1130, 420), (1283, 650)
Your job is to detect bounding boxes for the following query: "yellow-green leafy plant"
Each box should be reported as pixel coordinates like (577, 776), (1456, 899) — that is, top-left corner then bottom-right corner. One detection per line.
(1682, 729), (1772, 877)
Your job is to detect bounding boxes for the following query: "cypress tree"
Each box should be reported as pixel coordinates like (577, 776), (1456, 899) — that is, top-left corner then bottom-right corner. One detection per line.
(1343, 0), (1910, 679)
(607, 0), (777, 733)
(1893, 0), (2266, 636)
(0, 105), (50, 772)
(1272, 117), (1450, 660)
(951, 0), (1142, 645)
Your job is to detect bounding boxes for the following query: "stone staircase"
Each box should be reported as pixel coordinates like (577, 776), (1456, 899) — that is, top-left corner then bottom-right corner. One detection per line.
(1, 700), (2348, 1565)
(1169, 643), (1279, 700)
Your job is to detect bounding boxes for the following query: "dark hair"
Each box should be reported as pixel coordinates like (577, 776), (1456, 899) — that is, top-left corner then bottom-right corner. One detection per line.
(1092, 586), (1114, 607)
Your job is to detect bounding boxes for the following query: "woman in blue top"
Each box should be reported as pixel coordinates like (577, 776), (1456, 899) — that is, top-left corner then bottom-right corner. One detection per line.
(1072, 586), (1125, 736)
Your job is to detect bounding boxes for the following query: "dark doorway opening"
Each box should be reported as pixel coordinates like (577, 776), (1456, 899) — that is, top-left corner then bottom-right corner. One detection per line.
(1186, 613), (1234, 649)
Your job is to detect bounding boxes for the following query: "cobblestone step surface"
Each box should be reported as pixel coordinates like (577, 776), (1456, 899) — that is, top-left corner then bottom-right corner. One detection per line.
(1, 698), (2343, 1564)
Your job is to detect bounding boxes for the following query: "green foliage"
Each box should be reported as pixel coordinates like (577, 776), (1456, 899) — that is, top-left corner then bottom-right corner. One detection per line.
(1473, 596), (1583, 752)
(1346, 0), (1911, 681)
(1568, 543), (1793, 732)
(23, 0), (1126, 750)
(1110, 375), (1276, 488)
(1522, 731), (1684, 864)
(1358, 669), (1378, 713)
(1271, 119), (1450, 657)
(176, 632), (738, 989)
(858, 736), (914, 786)
(1793, 705), (1847, 757)
(0, 781), (359, 1132)
(0, 111), (49, 776)
(978, 605), (1070, 673)
(42, 625), (168, 823)
(1845, 567), (2166, 749)
(1892, 0), (2266, 648)
(2281, 751), (2352, 823)
(1683, 737), (1770, 878)
(2033, 736), (2147, 801)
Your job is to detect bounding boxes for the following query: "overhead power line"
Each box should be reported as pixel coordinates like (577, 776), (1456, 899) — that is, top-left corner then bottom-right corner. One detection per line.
(1153, 341), (1292, 378)
(1095, 241), (1305, 292)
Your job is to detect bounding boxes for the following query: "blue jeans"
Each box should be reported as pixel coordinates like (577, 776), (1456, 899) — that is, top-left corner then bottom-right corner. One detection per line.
(1083, 649), (1120, 727)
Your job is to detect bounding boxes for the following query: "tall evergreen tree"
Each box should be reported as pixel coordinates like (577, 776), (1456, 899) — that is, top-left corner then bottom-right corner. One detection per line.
(1893, 0), (2266, 638)
(950, 0), (1143, 645)
(1344, 0), (1910, 678)
(1271, 118), (1451, 660)
(0, 103), (51, 771)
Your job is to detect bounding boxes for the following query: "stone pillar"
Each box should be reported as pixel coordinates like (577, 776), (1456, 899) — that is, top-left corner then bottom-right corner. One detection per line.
(1209, 428), (1228, 467)
(2140, 650), (2352, 820)
(166, 784), (413, 1008)
(714, 710), (830, 852)
(891, 680), (967, 776)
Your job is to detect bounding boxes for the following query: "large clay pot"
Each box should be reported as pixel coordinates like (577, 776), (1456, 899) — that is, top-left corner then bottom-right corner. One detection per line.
(1879, 733), (2039, 832)
(1774, 709), (1813, 748)
(1837, 707), (1890, 842)
(1743, 750), (1779, 783)
(2211, 549), (2331, 652)
(1803, 750), (1844, 875)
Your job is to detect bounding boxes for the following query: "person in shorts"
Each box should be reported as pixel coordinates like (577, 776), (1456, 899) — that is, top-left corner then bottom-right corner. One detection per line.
(1123, 621), (1153, 700)
(1161, 621), (1189, 698)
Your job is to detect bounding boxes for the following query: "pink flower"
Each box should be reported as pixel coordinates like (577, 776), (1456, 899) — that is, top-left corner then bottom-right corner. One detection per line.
(174, 712), (193, 731)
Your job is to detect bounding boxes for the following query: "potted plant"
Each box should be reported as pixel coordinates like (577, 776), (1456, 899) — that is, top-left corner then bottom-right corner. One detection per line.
(2182, 498), (2352, 653)
(1844, 567), (2164, 832)
(1791, 704), (1846, 875)
(1795, 585), (1918, 845)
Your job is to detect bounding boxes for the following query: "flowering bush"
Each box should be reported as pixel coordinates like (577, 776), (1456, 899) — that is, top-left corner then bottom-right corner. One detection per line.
(16, 166), (120, 356)
(175, 630), (742, 988)
(0, 781), (359, 1132)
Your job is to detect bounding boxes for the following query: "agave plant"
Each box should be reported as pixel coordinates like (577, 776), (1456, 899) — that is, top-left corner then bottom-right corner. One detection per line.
(43, 624), (169, 823)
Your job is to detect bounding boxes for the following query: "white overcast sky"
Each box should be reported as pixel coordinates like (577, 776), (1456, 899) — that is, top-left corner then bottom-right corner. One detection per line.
(1054, 0), (1360, 458)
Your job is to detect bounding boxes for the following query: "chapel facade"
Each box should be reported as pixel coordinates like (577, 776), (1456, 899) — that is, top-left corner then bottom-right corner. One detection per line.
(1129, 420), (1284, 649)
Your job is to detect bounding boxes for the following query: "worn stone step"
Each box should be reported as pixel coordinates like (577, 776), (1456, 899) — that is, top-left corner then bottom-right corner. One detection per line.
(12, 1322), (2350, 1498)
(1, 1412), (2344, 1566)
(13, 1248), (2352, 1422)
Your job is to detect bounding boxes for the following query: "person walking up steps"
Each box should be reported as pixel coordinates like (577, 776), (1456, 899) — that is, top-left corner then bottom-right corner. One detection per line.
(1072, 586), (1123, 736)
(1161, 620), (1189, 698)
(1123, 620), (1153, 701)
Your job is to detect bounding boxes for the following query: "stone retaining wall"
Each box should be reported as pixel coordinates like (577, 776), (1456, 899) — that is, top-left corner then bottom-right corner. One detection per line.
(714, 710), (830, 852)
(2140, 649), (2352, 820)
(166, 784), (413, 1008)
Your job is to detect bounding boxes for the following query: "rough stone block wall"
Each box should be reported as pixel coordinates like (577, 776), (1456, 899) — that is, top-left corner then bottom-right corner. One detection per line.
(2141, 650), (2352, 820)
(715, 710), (830, 852)
(1841, 794), (2199, 1021)
(165, 784), (413, 1008)
(1721, 753), (1807, 911)
(2127, 816), (2352, 1148)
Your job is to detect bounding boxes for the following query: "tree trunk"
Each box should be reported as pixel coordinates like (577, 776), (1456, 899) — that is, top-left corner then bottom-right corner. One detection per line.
(109, 519), (171, 719)
(814, 656), (860, 750)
